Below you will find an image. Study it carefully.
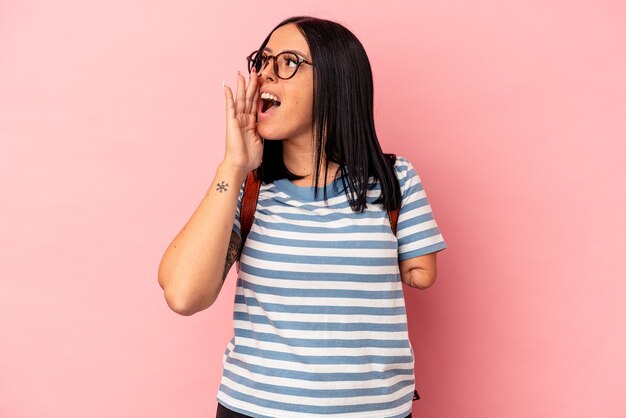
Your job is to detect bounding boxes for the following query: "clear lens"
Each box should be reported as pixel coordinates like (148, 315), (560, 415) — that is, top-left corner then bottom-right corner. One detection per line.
(250, 52), (266, 73)
(276, 52), (299, 78)
(248, 51), (302, 79)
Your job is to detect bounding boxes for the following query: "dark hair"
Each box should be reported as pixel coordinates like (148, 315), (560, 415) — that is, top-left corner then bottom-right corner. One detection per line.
(255, 16), (401, 212)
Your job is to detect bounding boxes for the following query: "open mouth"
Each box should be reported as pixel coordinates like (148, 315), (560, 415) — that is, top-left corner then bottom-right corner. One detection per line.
(260, 92), (280, 113)
(260, 97), (281, 113)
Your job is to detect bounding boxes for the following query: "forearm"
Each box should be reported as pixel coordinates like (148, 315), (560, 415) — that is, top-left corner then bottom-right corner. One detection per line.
(158, 161), (247, 315)
(402, 267), (437, 289)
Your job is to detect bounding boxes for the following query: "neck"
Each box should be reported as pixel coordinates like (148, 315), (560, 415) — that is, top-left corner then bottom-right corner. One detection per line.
(281, 135), (339, 185)
(280, 131), (317, 175)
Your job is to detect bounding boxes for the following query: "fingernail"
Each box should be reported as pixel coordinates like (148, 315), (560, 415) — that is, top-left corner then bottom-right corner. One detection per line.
(222, 81), (227, 89)
(238, 70), (241, 77)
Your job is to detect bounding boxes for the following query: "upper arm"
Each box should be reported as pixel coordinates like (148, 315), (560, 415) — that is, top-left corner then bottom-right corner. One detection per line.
(393, 157), (447, 288)
(399, 251), (438, 289)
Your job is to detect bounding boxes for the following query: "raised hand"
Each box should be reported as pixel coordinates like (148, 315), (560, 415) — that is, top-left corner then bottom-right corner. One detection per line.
(222, 68), (263, 174)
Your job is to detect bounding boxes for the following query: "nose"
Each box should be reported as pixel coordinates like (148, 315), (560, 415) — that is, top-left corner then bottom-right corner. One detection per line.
(257, 56), (277, 81)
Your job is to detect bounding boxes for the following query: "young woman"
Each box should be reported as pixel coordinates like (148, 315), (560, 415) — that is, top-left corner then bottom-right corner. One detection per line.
(158, 16), (447, 418)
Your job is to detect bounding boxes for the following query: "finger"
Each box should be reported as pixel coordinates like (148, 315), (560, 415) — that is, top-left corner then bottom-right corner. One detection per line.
(224, 83), (235, 120)
(251, 86), (260, 116)
(244, 68), (257, 114)
(235, 71), (246, 115)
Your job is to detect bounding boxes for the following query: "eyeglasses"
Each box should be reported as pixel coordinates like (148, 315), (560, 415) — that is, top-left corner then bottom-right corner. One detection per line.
(246, 50), (313, 80)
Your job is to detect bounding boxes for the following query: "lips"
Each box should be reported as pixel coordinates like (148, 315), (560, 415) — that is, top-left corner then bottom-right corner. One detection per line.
(258, 88), (282, 115)
(260, 89), (281, 102)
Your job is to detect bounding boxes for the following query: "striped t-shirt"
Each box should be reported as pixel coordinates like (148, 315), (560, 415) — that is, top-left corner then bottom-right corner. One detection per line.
(217, 156), (447, 418)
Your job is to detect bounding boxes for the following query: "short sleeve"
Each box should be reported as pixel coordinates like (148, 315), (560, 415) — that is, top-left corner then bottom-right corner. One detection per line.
(232, 177), (246, 238)
(394, 157), (448, 260)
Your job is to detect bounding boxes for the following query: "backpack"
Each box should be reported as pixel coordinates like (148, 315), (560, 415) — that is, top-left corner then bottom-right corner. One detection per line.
(239, 169), (400, 247)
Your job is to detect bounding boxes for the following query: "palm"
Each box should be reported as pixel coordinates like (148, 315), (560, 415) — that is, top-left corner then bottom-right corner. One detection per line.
(228, 113), (262, 169)
(223, 71), (263, 173)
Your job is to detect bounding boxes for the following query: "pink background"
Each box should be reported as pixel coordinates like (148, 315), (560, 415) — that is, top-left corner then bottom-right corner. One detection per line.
(1, 0), (625, 417)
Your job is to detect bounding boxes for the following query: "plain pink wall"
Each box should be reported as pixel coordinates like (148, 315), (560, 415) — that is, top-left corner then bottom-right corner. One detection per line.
(1, 0), (625, 417)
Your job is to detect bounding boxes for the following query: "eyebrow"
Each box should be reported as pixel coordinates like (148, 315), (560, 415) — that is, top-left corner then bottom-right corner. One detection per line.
(262, 47), (309, 60)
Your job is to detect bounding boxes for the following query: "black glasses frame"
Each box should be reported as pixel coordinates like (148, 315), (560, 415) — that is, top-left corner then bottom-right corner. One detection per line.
(246, 50), (314, 80)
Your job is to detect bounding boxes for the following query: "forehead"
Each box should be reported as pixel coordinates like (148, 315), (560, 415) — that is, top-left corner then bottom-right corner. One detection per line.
(263, 24), (310, 59)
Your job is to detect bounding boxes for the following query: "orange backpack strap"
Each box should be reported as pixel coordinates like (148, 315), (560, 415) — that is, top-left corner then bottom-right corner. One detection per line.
(240, 170), (261, 245)
(383, 152), (400, 235)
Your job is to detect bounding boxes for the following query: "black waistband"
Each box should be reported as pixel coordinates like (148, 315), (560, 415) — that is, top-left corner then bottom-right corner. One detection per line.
(216, 402), (412, 418)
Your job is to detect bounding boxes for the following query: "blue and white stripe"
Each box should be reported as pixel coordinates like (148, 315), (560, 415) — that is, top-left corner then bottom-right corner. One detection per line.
(218, 156), (447, 417)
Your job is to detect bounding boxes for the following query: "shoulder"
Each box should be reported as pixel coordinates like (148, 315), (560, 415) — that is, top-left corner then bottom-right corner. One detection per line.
(388, 155), (414, 173)
(392, 155), (411, 170)
(390, 155), (420, 185)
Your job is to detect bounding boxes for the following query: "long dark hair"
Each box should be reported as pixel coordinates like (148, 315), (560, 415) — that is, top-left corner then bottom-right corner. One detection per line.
(255, 16), (401, 212)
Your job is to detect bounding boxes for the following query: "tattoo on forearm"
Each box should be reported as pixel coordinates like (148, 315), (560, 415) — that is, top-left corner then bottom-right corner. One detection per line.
(222, 230), (242, 280)
(216, 181), (229, 192)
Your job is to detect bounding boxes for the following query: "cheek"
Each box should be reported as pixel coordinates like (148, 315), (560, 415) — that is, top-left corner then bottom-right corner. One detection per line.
(294, 81), (313, 108)
(294, 98), (312, 123)
(294, 91), (313, 113)
(290, 96), (310, 117)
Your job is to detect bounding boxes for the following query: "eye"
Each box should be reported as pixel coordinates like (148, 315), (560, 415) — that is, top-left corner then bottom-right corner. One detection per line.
(280, 54), (299, 67)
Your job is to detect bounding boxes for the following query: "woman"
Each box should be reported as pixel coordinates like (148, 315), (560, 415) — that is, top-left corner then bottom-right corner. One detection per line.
(158, 16), (447, 418)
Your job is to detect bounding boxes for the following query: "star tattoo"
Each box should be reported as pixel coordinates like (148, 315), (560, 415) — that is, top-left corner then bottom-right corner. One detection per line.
(216, 181), (229, 193)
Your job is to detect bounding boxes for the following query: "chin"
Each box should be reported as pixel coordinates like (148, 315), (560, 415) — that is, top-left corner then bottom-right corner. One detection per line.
(257, 125), (284, 141)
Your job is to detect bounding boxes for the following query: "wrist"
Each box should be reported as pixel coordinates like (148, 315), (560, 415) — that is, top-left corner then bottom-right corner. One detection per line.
(218, 160), (249, 183)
